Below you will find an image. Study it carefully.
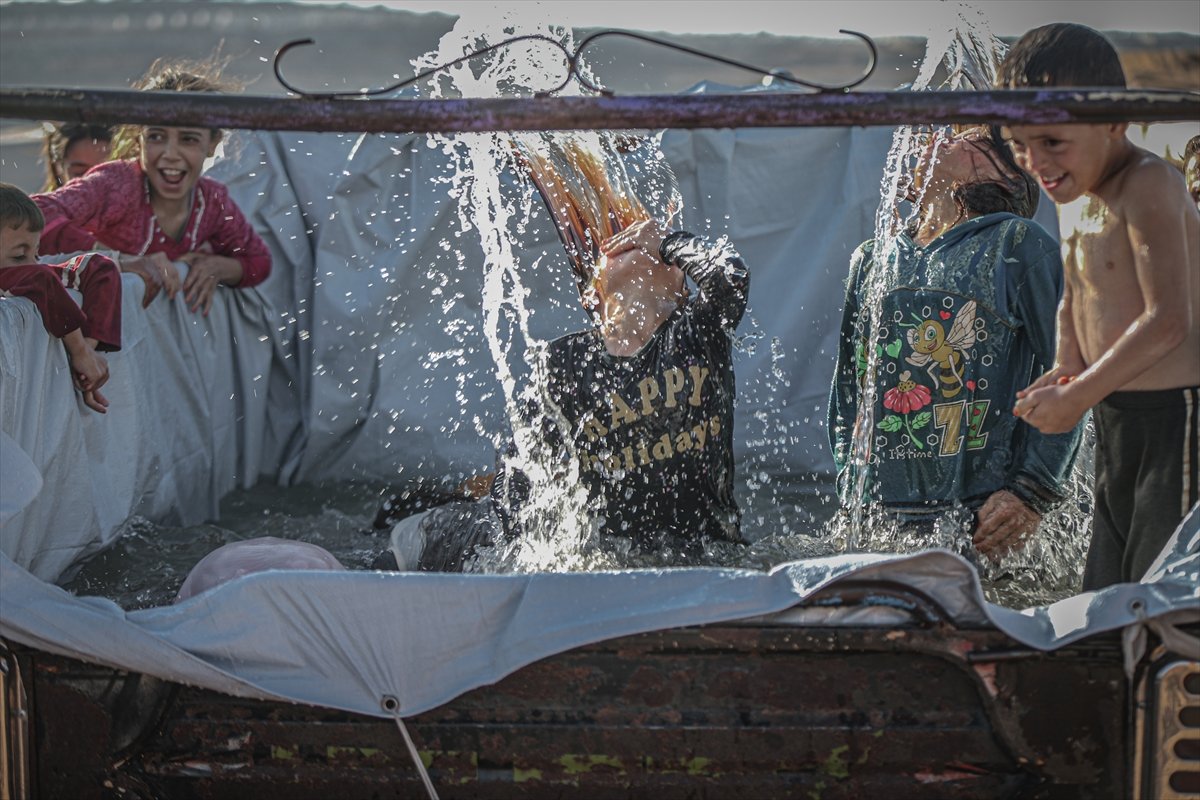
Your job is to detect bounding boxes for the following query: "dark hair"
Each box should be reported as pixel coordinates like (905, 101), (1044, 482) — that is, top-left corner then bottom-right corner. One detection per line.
(111, 55), (240, 160)
(40, 123), (113, 192)
(1185, 135), (1200, 162)
(997, 23), (1126, 89)
(0, 182), (45, 233)
(952, 126), (1040, 218)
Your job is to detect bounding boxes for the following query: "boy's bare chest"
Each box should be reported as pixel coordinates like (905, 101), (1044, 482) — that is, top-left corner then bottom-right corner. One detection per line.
(1059, 199), (1135, 295)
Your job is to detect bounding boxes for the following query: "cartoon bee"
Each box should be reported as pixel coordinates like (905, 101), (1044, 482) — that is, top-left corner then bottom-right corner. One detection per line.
(905, 300), (977, 398)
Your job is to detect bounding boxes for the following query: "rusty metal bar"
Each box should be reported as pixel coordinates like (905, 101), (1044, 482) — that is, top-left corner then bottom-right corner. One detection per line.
(1, 87), (1197, 133)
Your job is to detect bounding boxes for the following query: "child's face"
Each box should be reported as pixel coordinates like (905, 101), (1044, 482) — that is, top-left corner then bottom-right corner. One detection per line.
(139, 126), (219, 203)
(0, 222), (40, 268)
(593, 248), (685, 315)
(911, 127), (1010, 200)
(1003, 123), (1126, 203)
(57, 137), (110, 185)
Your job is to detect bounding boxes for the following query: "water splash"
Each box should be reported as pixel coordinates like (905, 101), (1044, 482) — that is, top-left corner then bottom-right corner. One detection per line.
(829, 4), (1094, 604)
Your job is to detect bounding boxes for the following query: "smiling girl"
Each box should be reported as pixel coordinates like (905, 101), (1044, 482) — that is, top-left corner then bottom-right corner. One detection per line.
(32, 58), (271, 315)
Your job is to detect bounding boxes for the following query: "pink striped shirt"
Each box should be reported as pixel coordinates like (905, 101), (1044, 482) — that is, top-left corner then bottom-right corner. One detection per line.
(33, 159), (271, 287)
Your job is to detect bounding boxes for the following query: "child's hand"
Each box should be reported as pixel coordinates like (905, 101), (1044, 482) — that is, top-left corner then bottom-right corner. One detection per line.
(1012, 383), (1087, 433)
(1015, 362), (1082, 399)
(972, 489), (1040, 560)
(120, 252), (181, 307)
(600, 219), (670, 261)
(180, 253), (243, 315)
(62, 332), (110, 414)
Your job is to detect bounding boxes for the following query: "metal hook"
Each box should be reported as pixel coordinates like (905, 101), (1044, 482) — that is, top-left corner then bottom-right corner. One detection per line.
(273, 28), (877, 99)
(570, 29), (878, 94)
(273, 34), (573, 99)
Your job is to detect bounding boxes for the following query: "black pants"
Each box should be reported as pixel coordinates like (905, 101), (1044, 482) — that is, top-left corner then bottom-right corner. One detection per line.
(1083, 387), (1200, 590)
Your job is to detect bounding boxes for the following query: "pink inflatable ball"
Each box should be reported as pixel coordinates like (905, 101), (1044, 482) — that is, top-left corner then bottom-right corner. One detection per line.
(175, 537), (345, 602)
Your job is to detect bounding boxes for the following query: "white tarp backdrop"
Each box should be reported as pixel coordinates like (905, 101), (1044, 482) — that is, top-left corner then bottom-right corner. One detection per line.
(0, 84), (1192, 719)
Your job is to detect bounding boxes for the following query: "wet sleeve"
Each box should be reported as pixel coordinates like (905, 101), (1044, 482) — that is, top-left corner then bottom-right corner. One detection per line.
(32, 166), (127, 255)
(828, 242), (870, 499)
(0, 264), (85, 339)
(659, 231), (749, 332)
(1005, 235), (1083, 513)
(205, 183), (273, 288)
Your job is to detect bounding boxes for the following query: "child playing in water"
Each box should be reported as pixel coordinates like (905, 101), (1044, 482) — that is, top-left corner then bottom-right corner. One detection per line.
(381, 220), (750, 570)
(0, 183), (120, 413)
(828, 126), (1081, 562)
(999, 24), (1200, 589)
(33, 58), (271, 315)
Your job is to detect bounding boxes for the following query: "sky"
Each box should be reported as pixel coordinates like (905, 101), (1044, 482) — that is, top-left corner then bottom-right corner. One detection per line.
(294, 0), (1200, 37)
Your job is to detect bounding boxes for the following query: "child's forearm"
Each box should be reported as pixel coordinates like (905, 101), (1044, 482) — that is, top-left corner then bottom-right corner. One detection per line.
(61, 328), (90, 360)
(660, 232), (750, 328)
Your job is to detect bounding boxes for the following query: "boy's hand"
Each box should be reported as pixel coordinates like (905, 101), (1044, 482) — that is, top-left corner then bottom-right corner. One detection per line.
(600, 219), (670, 261)
(180, 253), (242, 315)
(62, 333), (110, 414)
(1012, 383), (1087, 433)
(1016, 361), (1083, 399)
(120, 252), (181, 307)
(972, 489), (1040, 560)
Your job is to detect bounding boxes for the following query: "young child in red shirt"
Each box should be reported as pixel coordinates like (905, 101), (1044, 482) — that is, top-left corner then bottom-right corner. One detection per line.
(0, 183), (121, 413)
(33, 59), (271, 316)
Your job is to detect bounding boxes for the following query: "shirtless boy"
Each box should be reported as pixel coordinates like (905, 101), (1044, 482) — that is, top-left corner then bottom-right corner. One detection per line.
(998, 24), (1200, 588)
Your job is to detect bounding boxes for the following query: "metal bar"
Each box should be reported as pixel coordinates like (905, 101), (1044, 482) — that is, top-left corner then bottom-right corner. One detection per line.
(1, 87), (1197, 133)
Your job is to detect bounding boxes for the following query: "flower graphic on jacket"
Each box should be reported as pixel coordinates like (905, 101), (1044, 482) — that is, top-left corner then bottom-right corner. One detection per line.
(879, 370), (932, 449)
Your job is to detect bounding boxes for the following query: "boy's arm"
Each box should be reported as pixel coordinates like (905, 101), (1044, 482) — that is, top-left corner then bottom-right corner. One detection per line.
(1004, 243), (1083, 512)
(0, 264), (87, 340)
(68, 254), (123, 352)
(660, 231), (750, 332)
(1015, 162), (1195, 432)
(1019, 278), (1086, 394)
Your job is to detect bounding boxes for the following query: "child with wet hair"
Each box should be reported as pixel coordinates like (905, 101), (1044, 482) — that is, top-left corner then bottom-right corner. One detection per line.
(0, 183), (121, 413)
(379, 219), (751, 571)
(999, 24), (1200, 589)
(33, 57), (271, 315)
(40, 122), (112, 192)
(829, 124), (1081, 563)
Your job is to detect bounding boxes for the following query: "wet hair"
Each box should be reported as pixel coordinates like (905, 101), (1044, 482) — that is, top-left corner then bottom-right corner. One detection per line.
(111, 55), (241, 160)
(0, 182), (45, 233)
(996, 23), (1126, 89)
(40, 123), (113, 192)
(952, 126), (1040, 219)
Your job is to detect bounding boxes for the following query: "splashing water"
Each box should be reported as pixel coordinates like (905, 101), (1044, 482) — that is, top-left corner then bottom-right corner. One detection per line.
(66, 2), (1093, 608)
(414, 9), (682, 572)
(828, 3), (1094, 604)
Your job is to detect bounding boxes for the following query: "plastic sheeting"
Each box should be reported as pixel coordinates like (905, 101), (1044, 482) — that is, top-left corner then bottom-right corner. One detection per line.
(0, 271), (293, 583)
(1, 509), (1195, 719)
(0, 83), (1191, 721)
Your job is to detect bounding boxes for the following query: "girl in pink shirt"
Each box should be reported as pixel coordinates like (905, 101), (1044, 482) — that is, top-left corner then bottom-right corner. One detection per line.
(33, 59), (271, 315)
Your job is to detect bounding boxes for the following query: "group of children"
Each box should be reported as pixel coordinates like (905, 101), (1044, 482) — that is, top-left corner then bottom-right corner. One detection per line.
(0, 58), (272, 414)
(2, 24), (1197, 593)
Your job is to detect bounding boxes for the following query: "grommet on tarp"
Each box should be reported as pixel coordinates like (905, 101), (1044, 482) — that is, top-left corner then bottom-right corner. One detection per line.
(382, 694), (440, 800)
